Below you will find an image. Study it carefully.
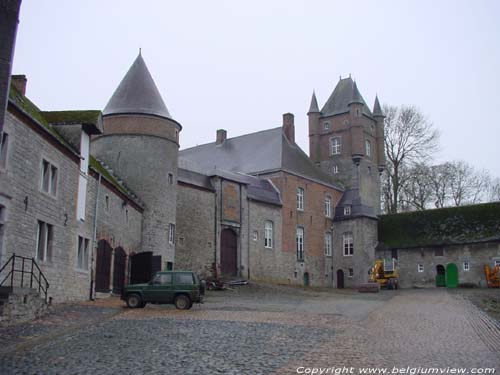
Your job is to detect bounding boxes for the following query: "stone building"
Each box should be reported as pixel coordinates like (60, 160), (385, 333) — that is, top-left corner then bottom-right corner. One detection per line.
(0, 48), (389, 302)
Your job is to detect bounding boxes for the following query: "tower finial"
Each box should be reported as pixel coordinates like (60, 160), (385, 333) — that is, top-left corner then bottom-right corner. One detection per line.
(139, 47), (142, 55)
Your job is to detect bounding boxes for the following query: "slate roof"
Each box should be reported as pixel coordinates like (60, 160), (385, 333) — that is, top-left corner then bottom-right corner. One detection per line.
(373, 95), (383, 117)
(179, 127), (342, 190)
(333, 188), (377, 221)
(103, 53), (173, 120)
(308, 91), (319, 113)
(320, 77), (372, 118)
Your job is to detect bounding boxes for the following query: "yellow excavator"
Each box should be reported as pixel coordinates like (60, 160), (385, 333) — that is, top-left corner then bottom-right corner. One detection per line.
(484, 264), (500, 288)
(369, 259), (399, 289)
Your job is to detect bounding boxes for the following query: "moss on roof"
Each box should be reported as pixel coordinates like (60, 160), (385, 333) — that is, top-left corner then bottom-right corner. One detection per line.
(379, 202), (500, 249)
(8, 85), (74, 150)
(89, 155), (134, 198)
(41, 110), (101, 125)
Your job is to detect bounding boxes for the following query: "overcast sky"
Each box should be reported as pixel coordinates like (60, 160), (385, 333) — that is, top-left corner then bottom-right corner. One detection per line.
(11, 0), (500, 177)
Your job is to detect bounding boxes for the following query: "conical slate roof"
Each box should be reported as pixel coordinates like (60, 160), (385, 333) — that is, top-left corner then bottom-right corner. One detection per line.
(308, 91), (320, 113)
(320, 77), (372, 117)
(103, 53), (172, 120)
(373, 95), (384, 116)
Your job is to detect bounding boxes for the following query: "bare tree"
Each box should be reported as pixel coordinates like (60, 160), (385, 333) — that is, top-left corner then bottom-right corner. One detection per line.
(429, 163), (453, 208)
(401, 163), (434, 210)
(489, 178), (500, 202)
(383, 105), (440, 213)
(447, 161), (490, 206)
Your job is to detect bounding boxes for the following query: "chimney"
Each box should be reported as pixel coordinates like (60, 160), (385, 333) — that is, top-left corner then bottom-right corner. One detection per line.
(282, 113), (295, 143)
(11, 75), (27, 96)
(216, 129), (227, 145)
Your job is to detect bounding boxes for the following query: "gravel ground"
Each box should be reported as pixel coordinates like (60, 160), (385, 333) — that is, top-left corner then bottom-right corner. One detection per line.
(0, 284), (499, 374)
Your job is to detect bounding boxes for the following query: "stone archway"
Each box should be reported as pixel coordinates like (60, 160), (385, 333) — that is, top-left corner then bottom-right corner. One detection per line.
(220, 229), (237, 277)
(436, 264), (446, 287)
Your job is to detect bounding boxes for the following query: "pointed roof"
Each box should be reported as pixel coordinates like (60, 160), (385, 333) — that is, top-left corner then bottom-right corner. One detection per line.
(373, 95), (384, 117)
(320, 77), (372, 117)
(179, 128), (342, 190)
(103, 53), (172, 120)
(308, 91), (320, 113)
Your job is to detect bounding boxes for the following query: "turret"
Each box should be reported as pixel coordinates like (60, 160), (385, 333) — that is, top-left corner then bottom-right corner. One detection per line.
(348, 81), (364, 165)
(307, 91), (321, 162)
(92, 52), (181, 266)
(373, 95), (385, 173)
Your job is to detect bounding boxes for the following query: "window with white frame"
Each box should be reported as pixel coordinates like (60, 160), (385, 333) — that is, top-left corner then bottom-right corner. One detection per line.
(296, 187), (304, 211)
(36, 220), (53, 262)
(77, 132), (90, 221)
(332, 165), (339, 174)
(324, 195), (332, 217)
(418, 264), (424, 272)
(252, 231), (258, 242)
(169, 223), (175, 244)
(343, 232), (353, 256)
(264, 220), (273, 249)
(77, 236), (89, 270)
(344, 206), (351, 215)
(348, 268), (354, 278)
(365, 140), (371, 157)
(41, 159), (58, 196)
(323, 122), (330, 131)
(296, 227), (304, 260)
(463, 261), (470, 271)
(324, 232), (332, 256)
(330, 137), (341, 155)
(0, 132), (8, 169)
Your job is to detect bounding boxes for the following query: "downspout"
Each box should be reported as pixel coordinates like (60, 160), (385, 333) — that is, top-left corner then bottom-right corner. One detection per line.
(213, 178), (218, 280)
(247, 198), (250, 280)
(239, 183), (242, 278)
(89, 172), (101, 300)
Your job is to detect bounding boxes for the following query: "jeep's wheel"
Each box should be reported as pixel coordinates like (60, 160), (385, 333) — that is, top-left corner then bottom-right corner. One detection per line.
(174, 294), (191, 310)
(126, 293), (142, 308)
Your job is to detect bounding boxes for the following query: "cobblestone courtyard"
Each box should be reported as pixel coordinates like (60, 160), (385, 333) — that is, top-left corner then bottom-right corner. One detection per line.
(0, 284), (499, 374)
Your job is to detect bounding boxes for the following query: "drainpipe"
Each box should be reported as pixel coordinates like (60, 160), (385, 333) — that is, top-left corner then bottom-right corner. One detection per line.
(247, 198), (250, 280)
(89, 172), (101, 300)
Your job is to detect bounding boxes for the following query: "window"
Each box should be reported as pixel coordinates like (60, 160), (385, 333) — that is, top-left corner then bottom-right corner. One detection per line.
(252, 231), (258, 242)
(332, 165), (339, 174)
(495, 260), (500, 268)
(36, 221), (53, 262)
(77, 236), (89, 270)
(175, 273), (195, 285)
(323, 122), (330, 130)
(324, 232), (332, 256)
(77, 132), (89, 221)
(168, 173), (173, 185)
(418, 264), (424, 273)
(324, 195), (332, 217)
(434, 248), (444, 257)
(264, 221), (273, 249)
(343, 232), (353, 256)
(391, 249), (398, 260)
(169, 223), (175, 244)
(365, 140), (371, 157)
(105, 195), (110, 213)
(0, 132), (8, 169)
(296, 227), (304, 261)
(348, 268), (354, 278)
(344, 206), (351, 215)
(355, 108), (361, 117)
(330, 137), (341, 155)
(125, 209), (129, 224)
(41, 159), (58, 196)
(463, 261), (470, 271)
(153, 273), (172, 285)
(296, 187), (304, 211)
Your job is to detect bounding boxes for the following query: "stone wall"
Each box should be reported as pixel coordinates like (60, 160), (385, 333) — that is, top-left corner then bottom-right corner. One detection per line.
(333, 216), (378, 288)
(175, 183), (215, 279)
(377, 241), (500, 288)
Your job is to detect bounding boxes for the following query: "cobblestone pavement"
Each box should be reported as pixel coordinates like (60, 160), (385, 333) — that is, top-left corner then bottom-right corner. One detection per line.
(0, 285), (499, 374)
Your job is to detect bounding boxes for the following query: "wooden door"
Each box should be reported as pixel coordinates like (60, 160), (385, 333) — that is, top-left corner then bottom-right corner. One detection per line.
(220, 229), (237, 276)
(446, 263), (458, 288)
(112, 247), (126, 294)
(436, 264), (446, 287)
(336, 269), (344, 289)
(95, 240), (112, 292)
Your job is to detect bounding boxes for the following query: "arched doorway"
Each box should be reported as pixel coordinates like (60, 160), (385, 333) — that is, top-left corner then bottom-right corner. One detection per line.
(446, 263), (458, 288)
(112, 247), (126, 294)
(303, 272), (310, 286)
(336, 269), (344, 289)
(95, 240), (112, 292)
(130, 251), (153, 284)
(220, 229), (237, 276)
(436, 265), (446, 287)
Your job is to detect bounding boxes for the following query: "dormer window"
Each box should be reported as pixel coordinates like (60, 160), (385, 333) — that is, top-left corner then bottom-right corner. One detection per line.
(344, 206), (351, 215)
(323, 122), (330, 131)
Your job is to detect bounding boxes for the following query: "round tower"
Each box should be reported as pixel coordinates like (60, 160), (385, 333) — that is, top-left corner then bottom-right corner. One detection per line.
(92, 53), (181, 267)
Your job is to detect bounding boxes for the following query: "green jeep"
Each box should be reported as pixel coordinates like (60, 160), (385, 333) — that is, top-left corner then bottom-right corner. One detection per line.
(121, 271), (205, 310)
